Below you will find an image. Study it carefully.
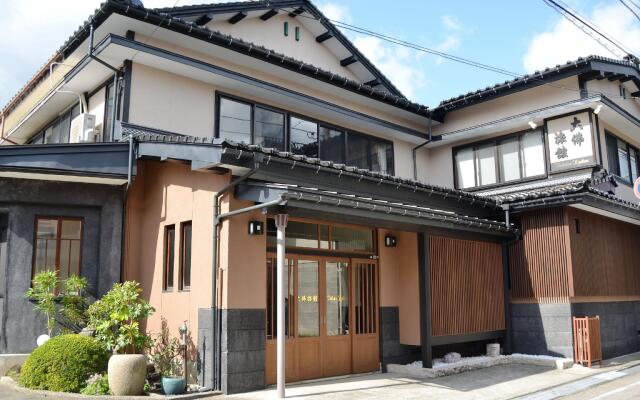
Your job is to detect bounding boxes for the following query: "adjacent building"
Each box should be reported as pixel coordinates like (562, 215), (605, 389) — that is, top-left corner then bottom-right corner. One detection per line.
(0, 0), (638, 395)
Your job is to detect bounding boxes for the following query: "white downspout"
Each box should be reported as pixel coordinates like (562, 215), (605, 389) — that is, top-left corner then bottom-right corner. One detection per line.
(274, 214), (288, 399)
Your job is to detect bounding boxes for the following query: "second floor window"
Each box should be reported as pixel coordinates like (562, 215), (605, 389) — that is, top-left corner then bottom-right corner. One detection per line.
(163, 225), (175, 291)
(454, 130), (546, 189)
(606, 132), (639, 183)
(217, 95), (394, 175)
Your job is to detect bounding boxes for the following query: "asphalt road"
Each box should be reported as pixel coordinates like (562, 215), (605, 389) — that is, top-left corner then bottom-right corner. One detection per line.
(561, 367), (640, 400)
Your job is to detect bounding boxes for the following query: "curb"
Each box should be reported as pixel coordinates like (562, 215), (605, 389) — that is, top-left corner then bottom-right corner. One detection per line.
(0, 377), (220, 399)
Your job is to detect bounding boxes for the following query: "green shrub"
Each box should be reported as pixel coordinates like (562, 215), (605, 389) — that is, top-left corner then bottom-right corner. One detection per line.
(19, 334), (108, 393)
(80, 373), (110, 395)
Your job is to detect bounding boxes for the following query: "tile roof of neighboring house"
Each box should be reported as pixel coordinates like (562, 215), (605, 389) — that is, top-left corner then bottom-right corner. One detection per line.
(119, 122), (501, 210)
(1, 0), (430, 120)
(431, 55), (640, 120)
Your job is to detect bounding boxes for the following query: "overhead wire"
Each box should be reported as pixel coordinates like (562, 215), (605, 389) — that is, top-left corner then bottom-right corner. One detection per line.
(619, 0), (640, 23)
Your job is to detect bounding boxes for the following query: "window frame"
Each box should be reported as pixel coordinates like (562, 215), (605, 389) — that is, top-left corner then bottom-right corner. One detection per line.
(606, 130), (640, 185)
(214, 92), (395, 175)
(179, 221), (192, 292)
(163, 224), (176, 292)
(31, 216), (84, 280)
(453, 129), (548, 190)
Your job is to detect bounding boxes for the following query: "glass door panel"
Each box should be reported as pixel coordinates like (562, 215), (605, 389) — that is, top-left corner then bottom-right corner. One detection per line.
(325, 261), (349, 336)
(297, 259), (319, 337)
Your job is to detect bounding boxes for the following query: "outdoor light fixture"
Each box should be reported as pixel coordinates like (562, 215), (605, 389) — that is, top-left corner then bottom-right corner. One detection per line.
(384, 235), (397, 247)
(248, 220), (264, 235)
(594, 104), (603, 114)
(528, 120), (537, 130)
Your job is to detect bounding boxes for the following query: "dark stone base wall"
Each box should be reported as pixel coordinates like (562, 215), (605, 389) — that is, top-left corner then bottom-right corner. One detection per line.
(197, 308), (214, 389)
(220, 309), (266, 394)
(572, 301), (640, 359)
(511, 303), (574, 358)
(511, 301), (640, 360)
(380, 307), (420, 370)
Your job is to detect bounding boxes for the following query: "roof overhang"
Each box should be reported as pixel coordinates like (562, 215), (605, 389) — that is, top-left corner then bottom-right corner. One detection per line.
(234, 182), (514, 239)
(0, 142), (131, 185)
(4, 31), (429, 146)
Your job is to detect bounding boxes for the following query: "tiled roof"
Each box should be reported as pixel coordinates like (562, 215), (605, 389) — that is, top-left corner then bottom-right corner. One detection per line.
(432, 55), (640, 118)
(479, 173), (640, 213)
(249, 183), (513, 233)
(2, 0), (429, 119)
(120, 123), (501, 209)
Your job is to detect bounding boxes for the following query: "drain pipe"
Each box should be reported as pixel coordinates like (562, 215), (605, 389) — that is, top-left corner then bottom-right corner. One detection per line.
(412, 112), (433, 181)
(89, 23), (121, 141)
(209, 166), (259, 390)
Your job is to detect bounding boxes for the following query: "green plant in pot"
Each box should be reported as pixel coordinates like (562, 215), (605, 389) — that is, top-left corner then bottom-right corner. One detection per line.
(87, 281), (154, 396)
(150, 318), (186, 395)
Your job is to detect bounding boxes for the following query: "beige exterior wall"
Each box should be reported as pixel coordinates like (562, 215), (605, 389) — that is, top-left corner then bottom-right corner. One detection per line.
(129, 63), (216, 137)
(124, 160), (226, 337)
(378, 229), (420, 346)
(587, 79), (640, 121)
(207, 15), (358, 81)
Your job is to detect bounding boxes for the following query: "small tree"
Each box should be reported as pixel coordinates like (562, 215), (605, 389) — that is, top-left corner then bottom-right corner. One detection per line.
(87, 281), (155, 354)
(61, 275), (89, 331)
(149, 318), (182, 377)
(25, 270), (58, 336)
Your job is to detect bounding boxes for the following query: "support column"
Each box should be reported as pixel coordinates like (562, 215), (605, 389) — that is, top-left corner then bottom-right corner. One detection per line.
(417, 232), (432, 368)
(274, 214), (288, 399)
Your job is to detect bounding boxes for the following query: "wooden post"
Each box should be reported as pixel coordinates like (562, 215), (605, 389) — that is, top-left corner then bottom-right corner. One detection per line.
(502, 243), (512, 354)
(418, 232), (432, 368)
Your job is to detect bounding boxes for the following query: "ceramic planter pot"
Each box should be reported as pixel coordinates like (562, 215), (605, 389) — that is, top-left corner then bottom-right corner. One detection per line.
(107, 354), (147, 396)
(162, 376), (186, 395)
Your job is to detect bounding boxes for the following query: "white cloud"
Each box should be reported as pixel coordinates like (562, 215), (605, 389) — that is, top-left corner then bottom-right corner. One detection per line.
(318, 2), (353, 24)
(523, 2), (640, 73)
(441, 15), (462, 31)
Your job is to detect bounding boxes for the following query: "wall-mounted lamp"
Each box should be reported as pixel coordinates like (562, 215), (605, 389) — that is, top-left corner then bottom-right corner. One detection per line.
(384, 235), (397, 247)
(248, 220), (264, 235)
(528, 120), (537, 130)
(594, 104), (603, 114)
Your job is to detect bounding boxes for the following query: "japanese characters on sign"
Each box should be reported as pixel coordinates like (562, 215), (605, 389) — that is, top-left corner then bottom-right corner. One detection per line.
(547, 111), (595, 172)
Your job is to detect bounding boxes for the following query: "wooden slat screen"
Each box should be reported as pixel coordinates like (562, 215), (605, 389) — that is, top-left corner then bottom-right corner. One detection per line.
(509, 208), (571, 302)
(354, 262), (377, 334)
(568, 208), (640, 297)
(429, 236), (505, 337)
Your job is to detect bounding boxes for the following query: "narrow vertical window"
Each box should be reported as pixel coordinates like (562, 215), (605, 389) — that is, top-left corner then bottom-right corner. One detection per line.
(284, 21), (289, 36)
(295, 26), (300, 41)
(476, 144), (497, 186)
(179, 222), (192, 291)
(163, 225), (175, 291)
(618, 139), (630, 182)
(521, 130), (545, 178)
(218, 97), (252, 144)
(499, 137), (521, 182)
(455, 147), (476, 189)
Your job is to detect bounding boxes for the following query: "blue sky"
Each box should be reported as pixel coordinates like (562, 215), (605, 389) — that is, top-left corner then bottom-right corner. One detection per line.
(1, 0), (639, 109)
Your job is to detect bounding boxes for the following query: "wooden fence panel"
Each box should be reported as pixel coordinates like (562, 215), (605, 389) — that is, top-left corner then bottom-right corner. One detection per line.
(429, 236), (505, 337)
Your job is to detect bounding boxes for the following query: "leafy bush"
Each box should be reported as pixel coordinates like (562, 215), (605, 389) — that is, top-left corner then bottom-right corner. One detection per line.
(150, 318), (183, 377)
(19, 334), (108, 393)
(87, 281), (154, 354)
(80, 373), (110, 395)
(25, 271), (89, 335)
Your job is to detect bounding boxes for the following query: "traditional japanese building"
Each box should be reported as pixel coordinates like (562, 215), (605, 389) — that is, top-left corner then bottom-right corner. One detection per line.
(0, 0), (638, 395)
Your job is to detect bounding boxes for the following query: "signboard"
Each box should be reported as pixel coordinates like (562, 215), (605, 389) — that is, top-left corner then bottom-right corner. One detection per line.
(635, 177), (640, 200)
(547, 111), (596, 172)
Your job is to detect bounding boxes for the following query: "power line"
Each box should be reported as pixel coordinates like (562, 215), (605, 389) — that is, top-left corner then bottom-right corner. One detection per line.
(619, 0), (640, 23)
(272, 6), (638, 108)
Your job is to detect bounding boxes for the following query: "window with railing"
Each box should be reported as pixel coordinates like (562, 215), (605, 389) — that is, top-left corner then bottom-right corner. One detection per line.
(32, 217), (83, 280)
(454, 130), (546, 189)
(216, 94), (394, 175)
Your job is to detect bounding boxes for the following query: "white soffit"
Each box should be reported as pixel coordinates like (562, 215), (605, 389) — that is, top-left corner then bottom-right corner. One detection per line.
(0, 171), (126, 185)
(570, 203), (640, 226)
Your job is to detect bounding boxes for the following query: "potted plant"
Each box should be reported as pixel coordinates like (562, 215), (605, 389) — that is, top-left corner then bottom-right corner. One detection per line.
(150, 319), (186, 395)
(87, 281), (154, 396)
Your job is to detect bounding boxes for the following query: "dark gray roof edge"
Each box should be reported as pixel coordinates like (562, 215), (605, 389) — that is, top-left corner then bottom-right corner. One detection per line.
(153, 0), (406, 98)
(2, 0), (431, 119)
